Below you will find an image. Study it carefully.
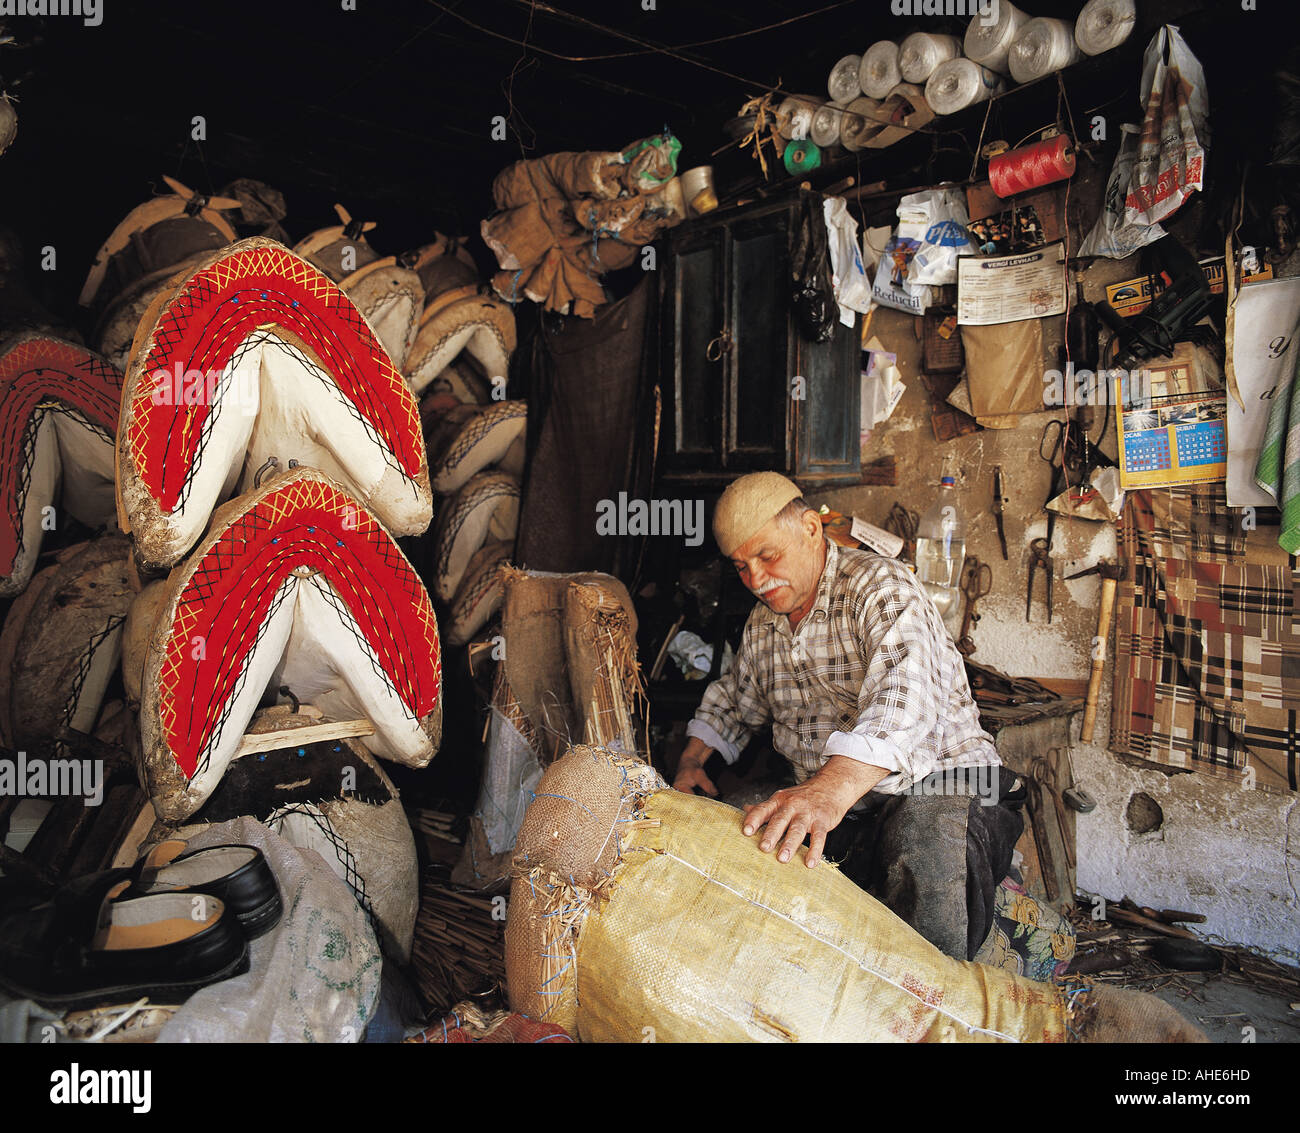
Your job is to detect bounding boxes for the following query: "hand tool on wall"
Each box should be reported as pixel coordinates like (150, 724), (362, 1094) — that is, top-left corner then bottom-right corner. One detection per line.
(1038, 413), (1115, 550)
(1042, 748), (1078, 872)
(1061, 750), (1097, 813)
(991, 466), (1008, 560)
(965, 661), (1060, 706)
(1038, 419), (1075, 552)
(1031, 751), (1076, 901)
(956, 555), (991, 657)
(884, 502), (919, 565)
(1026, 537), (1053, 623)
(1024, 760), (1063, 905)
(1064, 560), (1123, 742)
(1093, 233), (1217, 372)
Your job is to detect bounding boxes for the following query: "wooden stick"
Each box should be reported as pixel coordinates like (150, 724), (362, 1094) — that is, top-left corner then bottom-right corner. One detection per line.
(1081, 575), (1118, 742)
(232, 719), (373, 759)
(648, 615), (685, 683)
(1105, 906), (1197, 939)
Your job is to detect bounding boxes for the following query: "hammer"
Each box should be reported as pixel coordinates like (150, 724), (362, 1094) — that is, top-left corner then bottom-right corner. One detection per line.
(1065, 561), (1124, 742)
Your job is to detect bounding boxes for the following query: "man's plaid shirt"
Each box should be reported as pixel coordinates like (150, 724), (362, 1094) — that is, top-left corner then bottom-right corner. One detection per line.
(687, 540), (998, 796)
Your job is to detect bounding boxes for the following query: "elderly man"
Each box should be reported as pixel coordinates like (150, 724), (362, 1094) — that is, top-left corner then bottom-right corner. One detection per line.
(673, 472), (1024, 961)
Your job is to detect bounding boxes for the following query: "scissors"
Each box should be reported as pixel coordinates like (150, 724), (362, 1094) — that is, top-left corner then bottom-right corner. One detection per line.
(1038, 417), (1090, 550)
(1040, 418), (1088, 475)
(956, 555), (992, 656)
(1038, 414), (1119, 549)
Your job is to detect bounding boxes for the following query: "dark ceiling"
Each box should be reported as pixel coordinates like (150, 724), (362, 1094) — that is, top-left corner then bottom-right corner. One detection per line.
(0, 0), (1287, 318)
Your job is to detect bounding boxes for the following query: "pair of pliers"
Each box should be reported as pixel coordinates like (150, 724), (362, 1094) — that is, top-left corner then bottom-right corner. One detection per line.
(1026, 537), (1053, 623)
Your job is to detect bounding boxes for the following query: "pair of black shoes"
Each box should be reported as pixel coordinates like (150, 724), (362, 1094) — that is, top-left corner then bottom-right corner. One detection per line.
(0, 840), (281, 1011)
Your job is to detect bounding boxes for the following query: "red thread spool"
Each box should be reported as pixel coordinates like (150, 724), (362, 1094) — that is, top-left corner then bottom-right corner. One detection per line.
(988, 135), (1076, 198)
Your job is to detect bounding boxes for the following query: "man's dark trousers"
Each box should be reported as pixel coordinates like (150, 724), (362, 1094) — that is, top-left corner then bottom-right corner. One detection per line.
(822, 767), (1025, 961)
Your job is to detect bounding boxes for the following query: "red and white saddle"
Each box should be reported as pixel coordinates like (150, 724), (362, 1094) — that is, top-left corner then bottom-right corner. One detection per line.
(0, 334), (121, 596)
(127, 468), (443, 823)
(117, 237), (432, 569)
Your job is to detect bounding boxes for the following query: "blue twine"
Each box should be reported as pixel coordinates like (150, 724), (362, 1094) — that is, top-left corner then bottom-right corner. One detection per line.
(532, 792), (597, 820)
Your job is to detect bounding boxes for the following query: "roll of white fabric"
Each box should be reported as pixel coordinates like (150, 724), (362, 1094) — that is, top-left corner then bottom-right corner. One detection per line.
(1074, 0), (1136, 56)
(925, 57), (1002, 116)
(810, 102), (844, 148)
(898, 32), (963, 83)
(827, 53), (863, 103)
(776, 94), (823, 141)
(962, 0), (1031, 76)
(838, 97), (881, 152)
(859, 40), (902, 99)
(1008, 17), (1083, 83)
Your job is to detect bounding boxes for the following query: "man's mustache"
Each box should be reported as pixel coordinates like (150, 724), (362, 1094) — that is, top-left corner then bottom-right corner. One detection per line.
(753, 578), (791, 596)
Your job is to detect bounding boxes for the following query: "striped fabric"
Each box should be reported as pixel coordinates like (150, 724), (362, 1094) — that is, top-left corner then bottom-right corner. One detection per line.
(1110, 483), (1298, 795)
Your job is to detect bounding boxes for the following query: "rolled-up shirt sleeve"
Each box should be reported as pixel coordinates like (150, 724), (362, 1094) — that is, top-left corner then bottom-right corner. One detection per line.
(686, 625), (772, 764)
(820, 568), (948, 784)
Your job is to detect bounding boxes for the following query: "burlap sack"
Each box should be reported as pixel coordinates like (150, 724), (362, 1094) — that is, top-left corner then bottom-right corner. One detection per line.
(563, 578), (643, 752)
(452, 573), (641, 889)
(501, 569), (637, 762)
(0, 536), (132, 750)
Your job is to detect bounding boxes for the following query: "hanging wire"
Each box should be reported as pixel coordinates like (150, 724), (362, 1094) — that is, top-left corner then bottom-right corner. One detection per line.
(427, 0), (858, 65)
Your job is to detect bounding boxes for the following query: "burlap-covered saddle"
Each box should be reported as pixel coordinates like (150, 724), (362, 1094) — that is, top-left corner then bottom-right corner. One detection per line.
(505, 745), (1209, 1044)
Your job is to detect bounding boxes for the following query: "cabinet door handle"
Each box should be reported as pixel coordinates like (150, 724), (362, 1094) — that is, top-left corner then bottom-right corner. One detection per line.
(705, 330), (733, 362)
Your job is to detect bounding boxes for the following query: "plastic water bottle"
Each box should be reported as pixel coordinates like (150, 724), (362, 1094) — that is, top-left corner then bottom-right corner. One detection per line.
(914, 476), (965, 639)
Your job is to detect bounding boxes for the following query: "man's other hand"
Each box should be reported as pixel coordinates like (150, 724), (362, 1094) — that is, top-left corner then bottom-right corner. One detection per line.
(672, 761), (719, 797)
(742, 757), (888, 867)
(672, 736), (719, 796)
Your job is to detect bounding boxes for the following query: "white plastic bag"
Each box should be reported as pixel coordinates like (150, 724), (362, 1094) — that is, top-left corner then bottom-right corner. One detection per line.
(823, 197), (872, 326)
(158, 817), (382, 1043)
(870, 234), (931, 315)
(1079, 123), (1166, 259)
(861, 225), (893, 276)
(899, 188), (974, 286)
(1124, 24), (1208, 226)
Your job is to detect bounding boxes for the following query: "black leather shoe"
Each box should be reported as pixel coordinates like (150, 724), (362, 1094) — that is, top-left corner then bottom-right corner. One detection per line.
(0, 871), (248, 1010)
(123, 840), (282, 939)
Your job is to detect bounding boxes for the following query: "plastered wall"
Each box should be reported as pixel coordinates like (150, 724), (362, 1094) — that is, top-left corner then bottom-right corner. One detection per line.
(809, 297), (1299, 965)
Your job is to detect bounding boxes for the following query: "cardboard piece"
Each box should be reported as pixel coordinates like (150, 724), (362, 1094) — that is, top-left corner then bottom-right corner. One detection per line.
(961, 319), (1046, 419)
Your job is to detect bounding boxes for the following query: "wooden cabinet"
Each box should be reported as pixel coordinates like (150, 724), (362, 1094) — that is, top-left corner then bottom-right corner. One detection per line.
(659, 192), (861, 488)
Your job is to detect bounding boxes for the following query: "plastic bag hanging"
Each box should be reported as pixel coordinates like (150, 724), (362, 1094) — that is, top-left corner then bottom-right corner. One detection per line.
(1124, 24), (1209, 227)
(790, 196), (837, 343)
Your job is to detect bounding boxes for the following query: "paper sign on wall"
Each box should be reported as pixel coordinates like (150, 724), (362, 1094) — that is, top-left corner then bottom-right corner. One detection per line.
(956, 241), (1067, 325)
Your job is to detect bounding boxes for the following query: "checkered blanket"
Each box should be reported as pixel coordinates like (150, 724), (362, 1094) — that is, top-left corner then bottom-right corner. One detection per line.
(1110, 483), (1298, 795)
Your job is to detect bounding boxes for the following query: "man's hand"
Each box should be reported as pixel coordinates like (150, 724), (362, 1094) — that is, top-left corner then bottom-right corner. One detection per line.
(672, 737), (719, 797)
(742, 756), (889, 867)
